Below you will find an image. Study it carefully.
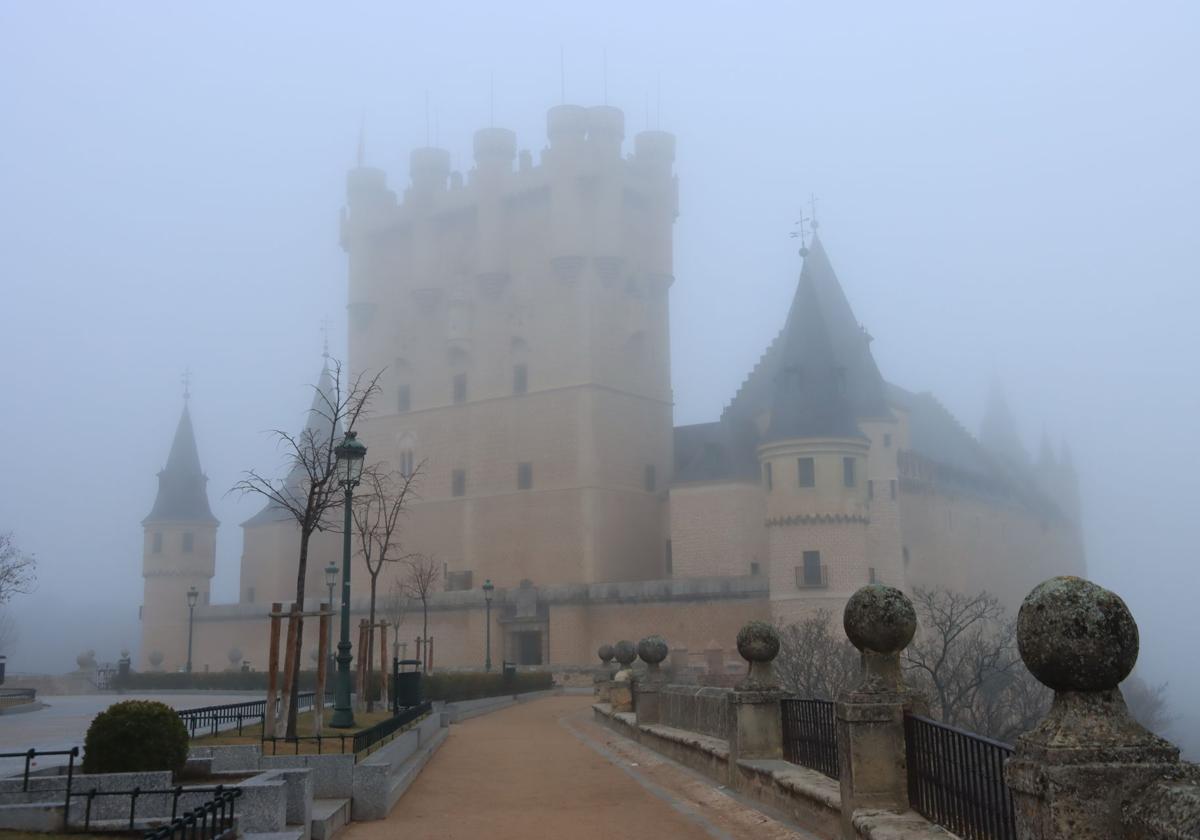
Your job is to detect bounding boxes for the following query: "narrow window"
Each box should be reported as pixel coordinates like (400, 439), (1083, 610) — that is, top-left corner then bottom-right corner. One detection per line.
(644, 464), (657, 492)
(869, 567), (877, 584)
(902, 546), (910, 566)
(397, 384), (411, 413)
(799, 550), (824, 587)
(182, 532), (194, 553)
(400, 450), (415, 479)
(764, 461), (773, 491)
(452, 469), (466, 497)
(517, 461), (533, 490)
(843, 457), (856, 487)
(798, 457), (815, 487)
(665, 540), (673, 576)
(883, 433), (892, 448)
(890, 479), (897, 500)
(152, 532), (163, 554)
(750, 560), (760, 576)
(453, 373), (467, 404)
(868, 479), (874, 500)
(513, 364), (528, 395)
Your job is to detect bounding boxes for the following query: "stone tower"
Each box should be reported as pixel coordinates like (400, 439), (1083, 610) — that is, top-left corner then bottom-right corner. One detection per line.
(140, 398), (217, 670)
(339, 105), (678, 588)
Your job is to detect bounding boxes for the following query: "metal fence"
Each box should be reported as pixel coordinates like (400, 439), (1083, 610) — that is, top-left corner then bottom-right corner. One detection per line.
(904, 713), (1016, 840)
(143, 788), (240, 840)
(69, 784), (239, 833)
(659, 686), (731, 740)
(0, 747), (78, 793)
(780, 698), (839, 780)
(259, 702), (432, 758)
(177, 691), (319, 737)
(353, 702), (432, 755)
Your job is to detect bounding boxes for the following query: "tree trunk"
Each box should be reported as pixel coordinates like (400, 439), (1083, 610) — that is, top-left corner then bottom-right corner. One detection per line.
(366, 573), (378, 712)
(422, 598), (429, 673)
(286, 526), (312, 739)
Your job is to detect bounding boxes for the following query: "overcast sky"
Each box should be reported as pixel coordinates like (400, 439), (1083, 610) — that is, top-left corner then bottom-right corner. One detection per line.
(1, 2), (1196, 750)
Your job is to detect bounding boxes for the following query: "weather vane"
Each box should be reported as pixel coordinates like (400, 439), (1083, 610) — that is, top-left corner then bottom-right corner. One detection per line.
(790, 208), (812, 256)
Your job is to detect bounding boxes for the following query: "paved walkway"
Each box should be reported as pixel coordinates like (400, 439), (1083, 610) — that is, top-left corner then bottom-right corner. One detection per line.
(342, 693), (812, 840)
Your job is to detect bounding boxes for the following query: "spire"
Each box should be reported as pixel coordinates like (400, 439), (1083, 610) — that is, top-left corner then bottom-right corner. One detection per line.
(979, 379), (1029, 468)
(765, 269), (865, 442)
(356, 115), (365, 168)
(144, 400), (217, 525)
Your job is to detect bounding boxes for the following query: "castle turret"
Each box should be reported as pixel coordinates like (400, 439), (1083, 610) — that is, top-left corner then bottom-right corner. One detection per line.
(140, 395), (217, 671)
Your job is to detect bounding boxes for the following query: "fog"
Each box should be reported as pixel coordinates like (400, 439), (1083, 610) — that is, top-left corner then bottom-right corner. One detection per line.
(0, 3), (1196, 753)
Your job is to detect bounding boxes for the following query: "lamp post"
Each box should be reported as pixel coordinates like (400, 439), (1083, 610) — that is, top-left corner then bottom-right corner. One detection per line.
(185, 585), (199, 674)
(324, 562), (338, 673)
(331, 430), (367, 729)
(482, 579), (494, 672)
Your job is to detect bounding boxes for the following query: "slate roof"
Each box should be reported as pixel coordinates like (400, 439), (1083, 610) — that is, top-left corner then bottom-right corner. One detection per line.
(143, 404), (218, 525)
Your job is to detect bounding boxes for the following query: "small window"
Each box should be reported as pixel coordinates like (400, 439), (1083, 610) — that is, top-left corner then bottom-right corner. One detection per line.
(452, 469), (466, 497)
(843, 457), (856, 487)
(665, 540), (673, 576)
(397, 384), (411, 412)
(902, 546), (910, 566)
(890, 479), (897, 500)
(883, 433), (892, 448)
(400, 450), (415, 479)
(798, 551), (825, 587)
(182, 532), (194, 553)
(764, 461), (773, 491)
(453, 373), (467, 404)
(868, 479), (874, 500)
(152, 532), (163, 554)
(513, 364), (528, 395)
(869, 567), (877, 584)
(750, 560), (760, 576)
(798, 457), (815, 487)
(246, 587), (256, 604)
(644, 464), (657, 492)
(517, 462), (533, 490)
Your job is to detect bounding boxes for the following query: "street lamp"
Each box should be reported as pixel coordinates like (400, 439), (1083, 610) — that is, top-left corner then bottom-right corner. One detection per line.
(324, 562), (338, 673)
(185, 585), (199, 674)
(482, 579), (494, 672)
(331, 430), (367, 729)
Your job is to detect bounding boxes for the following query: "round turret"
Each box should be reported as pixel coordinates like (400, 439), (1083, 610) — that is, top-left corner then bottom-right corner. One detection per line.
(587, 106), (624, 155)
(547, 104), (588, 148)
(473, 127), (517, 170)
(409, 147), (450, 192)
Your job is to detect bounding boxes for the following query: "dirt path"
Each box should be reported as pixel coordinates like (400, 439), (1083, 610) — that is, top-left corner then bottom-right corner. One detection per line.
(341, 693), (813, 840)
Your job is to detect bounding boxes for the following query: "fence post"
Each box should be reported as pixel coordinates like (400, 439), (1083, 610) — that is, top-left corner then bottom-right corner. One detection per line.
(594, 644), (615, 703)
(634, 636), (668, 726)
(835, 584), (920, 835)
(1004, 577), (1181, 840)
(728, 621), (783, 786)
(609, 640), (637, 713)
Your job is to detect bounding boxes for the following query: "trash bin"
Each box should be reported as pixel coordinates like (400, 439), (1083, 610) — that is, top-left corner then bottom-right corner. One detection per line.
(502, 661), (517, 683)
(392, 658), (423, 710)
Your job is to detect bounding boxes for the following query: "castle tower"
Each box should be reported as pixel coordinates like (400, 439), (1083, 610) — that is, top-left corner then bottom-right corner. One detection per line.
(758, 261), (873, 623)
(340, 104), (678, 592)
(140, 396), (218, 670)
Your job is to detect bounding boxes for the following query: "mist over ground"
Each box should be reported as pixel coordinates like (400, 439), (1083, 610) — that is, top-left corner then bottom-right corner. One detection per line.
(0, 3), (1196, 754)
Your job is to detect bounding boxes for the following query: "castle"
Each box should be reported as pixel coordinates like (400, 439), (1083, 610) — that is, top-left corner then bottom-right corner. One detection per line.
(139, 104), (1085, 673)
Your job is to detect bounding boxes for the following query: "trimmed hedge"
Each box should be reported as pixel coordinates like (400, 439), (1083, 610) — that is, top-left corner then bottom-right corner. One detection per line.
(113, 670), (375, 693)
(83, 700), (190, 775)
(421, 671), (553, 702)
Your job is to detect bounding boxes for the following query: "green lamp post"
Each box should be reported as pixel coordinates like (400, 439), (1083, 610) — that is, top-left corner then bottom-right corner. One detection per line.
(185, 585), (199, 674)
(330, 430), (367, 728)
(324, 562), (339, 674)
(482, 579), (494, 672)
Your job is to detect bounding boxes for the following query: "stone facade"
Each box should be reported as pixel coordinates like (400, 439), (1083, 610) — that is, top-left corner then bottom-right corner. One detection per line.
(140, 102), (1085, 673)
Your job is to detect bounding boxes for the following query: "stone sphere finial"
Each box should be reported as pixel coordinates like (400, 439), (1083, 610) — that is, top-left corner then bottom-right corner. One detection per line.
(613, 639), (637, 667)
(598, 643), (615, 664)
(1017, 576), (1138, 692)
(736, 621), (780, 663)
(637, 635), (668, 665)
(843, 584), (917, 655)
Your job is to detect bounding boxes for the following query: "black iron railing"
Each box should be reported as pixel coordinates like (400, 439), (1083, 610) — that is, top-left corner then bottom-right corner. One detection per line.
(0, 747), (78, 802)
(904, 713), (1016, 840)
(352, 702), (432, 756)
(780, 698), (839, 780)
(177, 691), (318, 737)
(143, 787), (241, 840)
(260, 732), (351, 755)
(68, 784), (239, 833)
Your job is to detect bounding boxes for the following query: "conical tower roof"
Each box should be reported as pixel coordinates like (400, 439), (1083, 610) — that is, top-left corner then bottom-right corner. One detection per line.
(243, 357), (344, 527)
(144, 403), (218, 525)
(764, 268), (866, 442)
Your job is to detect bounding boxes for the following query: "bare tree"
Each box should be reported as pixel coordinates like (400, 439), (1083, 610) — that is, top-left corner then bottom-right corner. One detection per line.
(1123, 672), (1172, 736)
(382, 578), (410, 660)
(402, 554), (440, 672)
(902, 587), (1049, 742)
(232, 359), (381, 737)
(0, 532), (37, 606)
(351, 462), (423, 710)
(775, 610), (860, 700)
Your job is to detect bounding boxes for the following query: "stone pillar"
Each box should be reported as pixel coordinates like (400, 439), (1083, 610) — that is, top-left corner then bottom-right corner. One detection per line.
(635, 636), (668, 726)
(729, 621), (784, 773)
(610, 640), (637, 714)
(594, 644), (615, 702)
(836, 584), (919, 836)
(1005, 577), (1180, 840)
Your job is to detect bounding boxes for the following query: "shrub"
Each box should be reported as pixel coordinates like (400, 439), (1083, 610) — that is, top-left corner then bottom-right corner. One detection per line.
(421, 670), (553, 702)
(82, 700), (190, 776)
